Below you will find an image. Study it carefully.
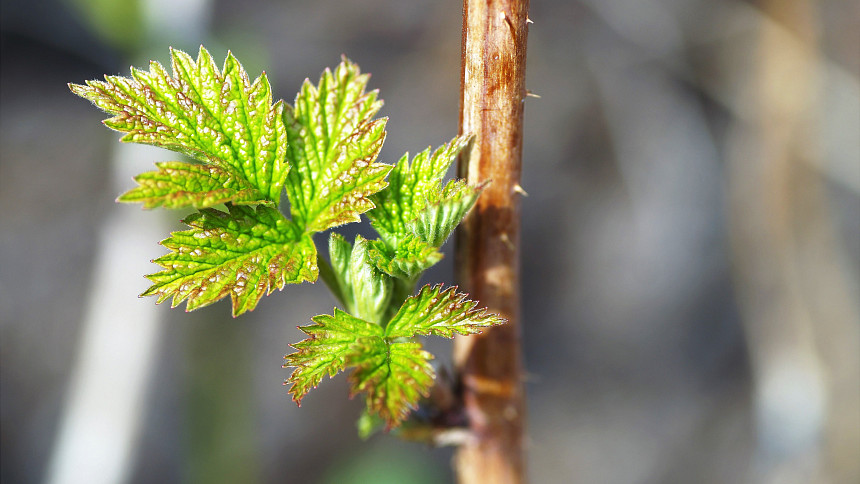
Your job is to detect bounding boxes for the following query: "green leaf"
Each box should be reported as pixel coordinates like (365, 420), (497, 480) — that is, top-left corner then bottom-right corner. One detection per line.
(406, 179), (482, 248)
(327, 234), (392, 323)
(356, 408), (385, 439)
(284, 57), (392, 232)
(284, 309), (383, 403)
(117, 161), (267, 209)
(366, 234), (442, 280)
(284, 308), (434, 427)
(143, 204), (317, 316)
(385, 284), (506, 339)
(284, 284), (505, 428)
(347, 338), (434, 428)
(70, 46), (289, 204)
(367, 134), (473, 239)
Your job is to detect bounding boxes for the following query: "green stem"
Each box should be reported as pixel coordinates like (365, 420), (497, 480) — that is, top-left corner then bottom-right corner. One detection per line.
(316, 251), (348, 308)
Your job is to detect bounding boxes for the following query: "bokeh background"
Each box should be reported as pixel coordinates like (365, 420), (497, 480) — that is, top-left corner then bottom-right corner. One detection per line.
(1, 0), (858, 483)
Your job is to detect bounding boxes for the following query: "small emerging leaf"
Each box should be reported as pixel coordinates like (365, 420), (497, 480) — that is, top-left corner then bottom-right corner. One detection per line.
(118, 161), (267, 209)
(406, 179), (482, 248)
(367, 135), (481, 276)
(385, 284), (506, 339)
(367, 234), (442, 280)
(356, 408), (385, 439)
(368, 134), (473, 240)
(70, 46), (289, 204)
(143, 205), (318, 316)
(284, 57), (392, 232)
(326, 234), (392, 323)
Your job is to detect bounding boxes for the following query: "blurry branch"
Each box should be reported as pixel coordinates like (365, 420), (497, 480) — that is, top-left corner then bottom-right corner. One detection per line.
(726, 1), (860, 484)
(694, 2), (860, 198)
(581, 0), (860, 198)
(578, 1), (859, 482)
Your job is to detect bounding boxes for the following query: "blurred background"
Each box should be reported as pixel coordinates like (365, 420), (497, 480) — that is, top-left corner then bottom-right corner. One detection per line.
(1, 0), (858, 483)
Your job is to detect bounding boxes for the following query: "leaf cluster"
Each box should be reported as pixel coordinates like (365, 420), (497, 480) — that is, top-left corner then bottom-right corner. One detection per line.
(71, 47), (504, 428)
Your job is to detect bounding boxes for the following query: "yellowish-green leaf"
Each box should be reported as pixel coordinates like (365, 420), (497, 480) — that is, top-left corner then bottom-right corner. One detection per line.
(70, 46), (289, 204)
(326, 234), (392, 324)
(406, 179), (482, 248)
(143, 205), (317, 316)
(284, 305), (438, 428)
(367, 135), (480, 279)
(347, 338), (434, 428)
(284, 309), (383, 403)
(385, 284), (506, 339)
(284, 283), (504, 428)
(367, 135), (474, 241)
(118, 161), (268, 209)
(367, 234), (442, 280)
(284, 57), (391, 232)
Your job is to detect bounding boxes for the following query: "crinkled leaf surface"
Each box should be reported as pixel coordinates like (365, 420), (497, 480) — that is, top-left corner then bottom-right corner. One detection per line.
(118, 161), (266, 209)
(70, 46), (289, 204)
(284, 309), (383, 403)
(367, 135), (480, 275)
(285, 284), (503, 427)
(405, 179), (482, 248)
(347, 338), (434, 427)
(367, 234), (442, 280)
(74, 48), (501, 428)
(284, 58), (391, 232)
(143, 205), (317, 316)
(285, 309), (434, 428)
(368, 135), (473, 238)
(385, 284), (506, 339)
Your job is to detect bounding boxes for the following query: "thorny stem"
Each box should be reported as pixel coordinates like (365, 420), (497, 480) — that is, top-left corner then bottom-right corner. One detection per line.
(454, 0), (529, 483)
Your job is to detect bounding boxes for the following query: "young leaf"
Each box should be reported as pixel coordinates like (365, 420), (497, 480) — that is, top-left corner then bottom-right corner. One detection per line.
(326, 234), (392, 323)
(405, 179), (482, 248)
(70, 46), (289, 204)
(284, 58), (391, 232)
(143, 205), (317, 316)
(346, 237), (393, 324)
(366, 234), (442, 281)
(347, 338), (434, 427)
(284, 284), (504, 428)
(285, 308), (435, 427)
(284, 309), (383, 403)
(117, 161), (267, 209)
(385, 284), (506, 339)
(360, 136), (478, 283)
(367, 135), (470, 235)
(322, 232), (356, 309)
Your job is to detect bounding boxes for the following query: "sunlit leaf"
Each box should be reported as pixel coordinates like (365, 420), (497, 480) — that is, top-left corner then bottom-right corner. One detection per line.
(284, 58), (391, 232)
(284, 309), (383, 403)
(70, 46), (289, 204)
(385, 284), (505, 339)
(347, 338), (434, 427)
(118, 161), (267, 209)
(367, 234), (442, 280)
(143, 205), (317, 316)
(367, 134), (474, 242)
